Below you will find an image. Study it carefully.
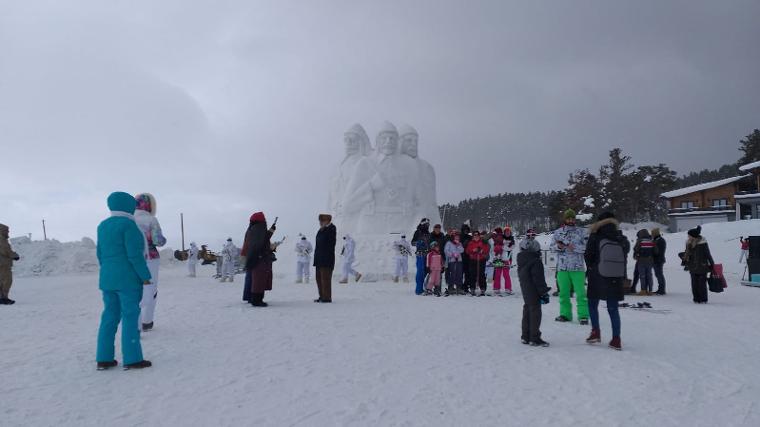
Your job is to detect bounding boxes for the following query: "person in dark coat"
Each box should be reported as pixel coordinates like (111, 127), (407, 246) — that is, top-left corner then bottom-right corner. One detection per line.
(313, 214), (337, 303)
(584, 212), (630, 351)
(633, 229), (657, 296)
(683, 226), (714, 304)
(517, 229), (551, 347)
(412, 219), (432, 295)
(459, 223), (473, 294)
(245, 212), (275, 307)
(651, 228), (667, 295)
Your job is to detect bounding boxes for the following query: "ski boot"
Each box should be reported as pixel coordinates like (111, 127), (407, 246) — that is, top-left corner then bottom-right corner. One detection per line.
(554, 316), (571, 323)
(142, 322), (154, 331)
(434, 286), (442, 297)
(579, 318), (589, 326)
(424, 289), (433, 296)
(586, 329), (601, 344)
(530, 339), (550, 347)
(124, 360), (152, 370)
(521, 338), (530, 345)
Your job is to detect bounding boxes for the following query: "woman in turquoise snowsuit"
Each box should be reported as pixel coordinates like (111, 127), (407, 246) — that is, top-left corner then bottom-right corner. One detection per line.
(95, 192), (153, 370)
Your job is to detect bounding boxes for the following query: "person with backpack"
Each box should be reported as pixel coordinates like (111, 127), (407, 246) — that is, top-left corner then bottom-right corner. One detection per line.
(651, 228), (667, 295)
(584, 212), (630, 351)
(633, 229), (657, 296)
(518, 229), (551, 347)
(551, 209), (589, 324)
(682, 226), (714, 304)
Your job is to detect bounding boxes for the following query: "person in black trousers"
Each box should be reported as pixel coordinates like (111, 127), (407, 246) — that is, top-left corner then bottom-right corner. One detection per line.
(518, 229), (551, 347)
(313, 214), (337, 303)
(683, 226), (714, 304)
(651, 228), (667, 295)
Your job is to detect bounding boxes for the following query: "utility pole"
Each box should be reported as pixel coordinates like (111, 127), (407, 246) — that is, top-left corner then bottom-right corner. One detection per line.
(42, 219), (47, 240)
(180, 213), (185, 251)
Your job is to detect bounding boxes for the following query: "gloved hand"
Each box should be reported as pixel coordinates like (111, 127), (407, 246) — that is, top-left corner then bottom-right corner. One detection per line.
(539, 294), (550, 305)
(14, 256), (20, 261)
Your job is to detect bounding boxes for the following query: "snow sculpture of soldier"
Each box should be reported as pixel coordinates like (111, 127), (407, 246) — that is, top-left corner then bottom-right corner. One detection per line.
(187, 242), (199, 277)
(339, 234), (362, 284)
(328, 124), (373, 234)
(220, 238), (237, 282)
(398, 124), (442, 226)
(343, 121), (417, 235)
(392, 234), (413, 283)
(295, 235), (313, 283)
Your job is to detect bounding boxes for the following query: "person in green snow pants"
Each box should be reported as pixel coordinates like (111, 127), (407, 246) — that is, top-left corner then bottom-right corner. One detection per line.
(551, 209), (589, 323)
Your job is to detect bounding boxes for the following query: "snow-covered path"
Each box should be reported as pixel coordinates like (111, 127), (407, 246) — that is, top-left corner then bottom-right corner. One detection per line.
(2, 261), (760, 427)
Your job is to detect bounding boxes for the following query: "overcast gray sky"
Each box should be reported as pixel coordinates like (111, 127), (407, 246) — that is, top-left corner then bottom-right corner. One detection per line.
(1, 0), (759, 247)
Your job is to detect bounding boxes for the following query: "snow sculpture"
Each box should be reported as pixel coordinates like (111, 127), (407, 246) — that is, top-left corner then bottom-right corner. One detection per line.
(327, 121), (441, 280)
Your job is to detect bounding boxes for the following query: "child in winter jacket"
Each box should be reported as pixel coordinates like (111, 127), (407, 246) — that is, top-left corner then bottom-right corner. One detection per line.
(426, 242), (444, 296)
(518, 229), (551, 347)
(466, 231), (489, 296)
(633, 229), (658, 296)
(444, 234), (464, 295)
(490, 228), (513, 295)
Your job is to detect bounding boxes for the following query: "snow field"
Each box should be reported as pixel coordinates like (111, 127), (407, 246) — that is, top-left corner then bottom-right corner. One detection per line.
(2, 257), (760, 426)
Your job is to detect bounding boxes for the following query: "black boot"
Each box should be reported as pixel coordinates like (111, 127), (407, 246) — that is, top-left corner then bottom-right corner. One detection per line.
(124, 360), (152, 370)
(142, 322), (153, 331)
(250, 293), (268, 307)
(97, 360), (118, 371)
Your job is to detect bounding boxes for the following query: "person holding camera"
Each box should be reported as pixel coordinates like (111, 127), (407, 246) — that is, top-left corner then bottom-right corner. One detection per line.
(0, 223), (20, 305)
(245, 212), (276, 307)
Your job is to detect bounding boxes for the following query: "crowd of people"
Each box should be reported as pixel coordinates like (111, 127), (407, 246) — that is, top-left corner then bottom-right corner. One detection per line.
(0, 192), (724, 370)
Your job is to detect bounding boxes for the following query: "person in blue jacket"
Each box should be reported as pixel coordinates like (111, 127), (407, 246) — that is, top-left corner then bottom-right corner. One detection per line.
(95, 192), (153, 371)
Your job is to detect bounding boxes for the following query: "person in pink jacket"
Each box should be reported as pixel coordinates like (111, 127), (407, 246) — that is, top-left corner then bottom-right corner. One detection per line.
(426, 242), (444, 297)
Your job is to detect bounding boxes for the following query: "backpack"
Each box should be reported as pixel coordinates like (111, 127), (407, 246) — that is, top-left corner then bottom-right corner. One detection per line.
(598, 238), (626, 278)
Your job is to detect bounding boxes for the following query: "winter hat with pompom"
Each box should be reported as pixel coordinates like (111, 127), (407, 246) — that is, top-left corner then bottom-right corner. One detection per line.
(688, 226), (702, 238)
(564, 209), (577, 220)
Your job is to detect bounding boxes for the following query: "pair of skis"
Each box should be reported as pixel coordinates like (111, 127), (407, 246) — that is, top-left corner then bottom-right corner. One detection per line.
(618, 302), (671, 314)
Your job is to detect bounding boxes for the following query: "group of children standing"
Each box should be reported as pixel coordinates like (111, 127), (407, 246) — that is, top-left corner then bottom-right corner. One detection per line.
(409, 219), (517, 297)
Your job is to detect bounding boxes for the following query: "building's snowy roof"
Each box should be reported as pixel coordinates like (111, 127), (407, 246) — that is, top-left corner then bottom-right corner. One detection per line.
(661, 175), (751, 199)
(668, 210), (735, 217)
(739, 161), (760, 172)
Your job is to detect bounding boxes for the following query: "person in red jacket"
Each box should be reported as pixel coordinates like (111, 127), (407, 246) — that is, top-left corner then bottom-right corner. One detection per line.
(466, 231), (489, 296)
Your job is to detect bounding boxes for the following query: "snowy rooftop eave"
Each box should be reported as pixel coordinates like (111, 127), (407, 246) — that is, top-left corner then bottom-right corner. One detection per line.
(739, 161), (760, 172)
(660, 175), (752, 199)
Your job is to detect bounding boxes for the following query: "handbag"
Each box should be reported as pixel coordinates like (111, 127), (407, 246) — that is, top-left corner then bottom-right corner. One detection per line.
(708, 274), (724, 293)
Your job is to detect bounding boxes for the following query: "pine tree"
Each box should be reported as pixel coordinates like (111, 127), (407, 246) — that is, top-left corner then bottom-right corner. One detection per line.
(738, 129), (760, 165)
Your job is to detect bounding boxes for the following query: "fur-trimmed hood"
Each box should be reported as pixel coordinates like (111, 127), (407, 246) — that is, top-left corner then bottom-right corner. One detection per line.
(589, 218), (619, 234)
(135, 193), (157, 216)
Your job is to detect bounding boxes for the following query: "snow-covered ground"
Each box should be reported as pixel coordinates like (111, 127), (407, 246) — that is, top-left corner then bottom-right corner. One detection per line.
(2, 221), (760, 426)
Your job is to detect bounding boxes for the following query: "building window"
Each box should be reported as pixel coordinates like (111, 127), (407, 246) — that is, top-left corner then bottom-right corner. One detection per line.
(712, 199), (728, 207)
(680, 201), (695, 209)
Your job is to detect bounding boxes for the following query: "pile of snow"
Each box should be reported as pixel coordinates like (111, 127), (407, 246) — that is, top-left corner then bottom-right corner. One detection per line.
(9, 237), (182, 277)
(10, 237), (99, 277)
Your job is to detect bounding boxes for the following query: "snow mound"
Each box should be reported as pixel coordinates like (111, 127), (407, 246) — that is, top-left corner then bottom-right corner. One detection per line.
(9, 237), (181, 277)
(10, 237), (99, 277)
